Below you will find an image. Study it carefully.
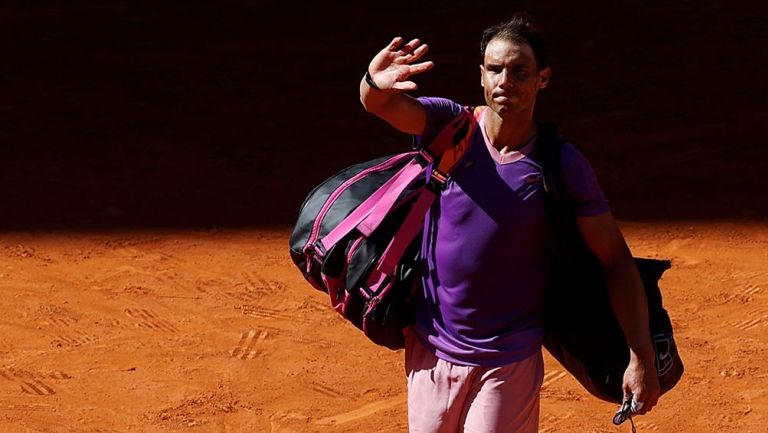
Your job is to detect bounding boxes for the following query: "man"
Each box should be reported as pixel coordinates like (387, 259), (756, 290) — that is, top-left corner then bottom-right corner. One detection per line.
(360, 14), (660, 433)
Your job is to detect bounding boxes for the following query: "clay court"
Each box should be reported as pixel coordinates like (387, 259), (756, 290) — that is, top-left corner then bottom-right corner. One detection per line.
(1, 1), (767, 432)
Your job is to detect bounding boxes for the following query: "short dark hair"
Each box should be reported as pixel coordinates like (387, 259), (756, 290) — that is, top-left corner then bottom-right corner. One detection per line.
(480, 13), (548, 70)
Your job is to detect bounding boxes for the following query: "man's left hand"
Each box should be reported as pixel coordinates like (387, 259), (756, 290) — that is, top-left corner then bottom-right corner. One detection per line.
(622, 356), (660, 415)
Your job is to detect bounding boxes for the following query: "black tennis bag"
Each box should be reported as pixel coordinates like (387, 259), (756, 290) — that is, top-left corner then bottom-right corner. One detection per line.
(539, 123), (684, 404)
(289, 109), (478, 350)
(289, 153), (424, 349)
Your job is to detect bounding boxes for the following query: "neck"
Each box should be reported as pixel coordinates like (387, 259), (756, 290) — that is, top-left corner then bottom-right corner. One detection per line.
(483, 109), (537, 152)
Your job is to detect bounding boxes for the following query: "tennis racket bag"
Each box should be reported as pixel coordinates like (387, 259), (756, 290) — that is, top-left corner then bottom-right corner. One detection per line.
(538, 123), (684, 403)
(289, 108), (479, 350)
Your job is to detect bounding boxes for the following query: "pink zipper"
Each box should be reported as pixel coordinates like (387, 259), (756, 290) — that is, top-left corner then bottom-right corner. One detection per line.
(345, 236), (365, 264)
(305, 152), (416, 255)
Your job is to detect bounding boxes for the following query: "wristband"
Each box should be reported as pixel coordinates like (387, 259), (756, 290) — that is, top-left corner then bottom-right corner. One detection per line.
(365, 70), (381, 91)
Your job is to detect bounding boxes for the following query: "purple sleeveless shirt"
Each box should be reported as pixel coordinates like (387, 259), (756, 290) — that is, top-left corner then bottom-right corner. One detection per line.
(412, 97), (610, 367)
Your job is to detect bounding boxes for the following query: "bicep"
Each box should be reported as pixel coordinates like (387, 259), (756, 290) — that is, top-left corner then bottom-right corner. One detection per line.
(576, 212), (632, 269)
(559, 143), (610, 217)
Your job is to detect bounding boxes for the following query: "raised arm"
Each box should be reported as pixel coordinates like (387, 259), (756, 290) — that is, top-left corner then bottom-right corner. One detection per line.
(360, 37), (434, 135)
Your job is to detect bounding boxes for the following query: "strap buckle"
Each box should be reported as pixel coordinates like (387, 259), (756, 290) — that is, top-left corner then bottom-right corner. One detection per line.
(427, 168), (448, 192)
(415, 149), (435, 168)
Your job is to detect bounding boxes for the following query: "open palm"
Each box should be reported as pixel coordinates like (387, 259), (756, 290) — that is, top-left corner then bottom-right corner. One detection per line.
(368, 37), (434, 92)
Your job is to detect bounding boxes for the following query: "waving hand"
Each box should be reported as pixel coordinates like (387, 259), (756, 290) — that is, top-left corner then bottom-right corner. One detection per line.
(367, 37), (434, 93)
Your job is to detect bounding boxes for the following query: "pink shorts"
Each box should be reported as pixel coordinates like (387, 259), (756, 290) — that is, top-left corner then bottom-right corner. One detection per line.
(405, 330), (544, 433)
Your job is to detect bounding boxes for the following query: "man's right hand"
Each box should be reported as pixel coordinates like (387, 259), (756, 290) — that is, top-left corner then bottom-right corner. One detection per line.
(367, 37), (434, 93)
(360, 37), (431, 135)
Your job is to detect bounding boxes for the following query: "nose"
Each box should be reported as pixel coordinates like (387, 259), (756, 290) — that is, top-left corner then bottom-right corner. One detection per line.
(499, 68), (514, 88)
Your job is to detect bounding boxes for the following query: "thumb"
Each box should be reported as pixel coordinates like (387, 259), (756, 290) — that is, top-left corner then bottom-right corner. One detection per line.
(622, 381), (633, 402)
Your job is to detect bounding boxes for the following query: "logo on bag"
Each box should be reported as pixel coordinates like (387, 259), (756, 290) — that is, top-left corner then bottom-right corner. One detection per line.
(653, 333), (675, 376)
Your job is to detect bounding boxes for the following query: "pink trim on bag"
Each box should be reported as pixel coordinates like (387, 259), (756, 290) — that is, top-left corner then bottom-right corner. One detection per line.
(356, 188), (436, 315)
(320, 157), (424, 252)
(305, 152), (416, 256)
(360, 271), (390, 301)
(356, 160), (426, 236)
(321, 272), (343, 308)
(375, 188), (436, 275)
(345, 236), (365, 265)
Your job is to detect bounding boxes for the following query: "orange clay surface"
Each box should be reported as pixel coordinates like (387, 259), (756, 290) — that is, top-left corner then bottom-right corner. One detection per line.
(1, 222), (766, 432)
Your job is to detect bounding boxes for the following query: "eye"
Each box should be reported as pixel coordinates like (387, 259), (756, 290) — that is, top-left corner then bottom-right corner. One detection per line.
(513, 67), (529, 79)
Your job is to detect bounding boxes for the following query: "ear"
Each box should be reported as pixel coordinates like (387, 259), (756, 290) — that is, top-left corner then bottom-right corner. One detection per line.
(537, 67), (552, 90)
(480, 64), (485, 88)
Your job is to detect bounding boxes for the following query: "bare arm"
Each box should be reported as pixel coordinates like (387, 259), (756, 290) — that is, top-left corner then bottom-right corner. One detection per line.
(577, 212), (661, 414)
(360, 37), (433, 135)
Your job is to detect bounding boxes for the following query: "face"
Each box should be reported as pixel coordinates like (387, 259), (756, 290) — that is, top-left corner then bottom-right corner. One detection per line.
(480, 38), (551, 118)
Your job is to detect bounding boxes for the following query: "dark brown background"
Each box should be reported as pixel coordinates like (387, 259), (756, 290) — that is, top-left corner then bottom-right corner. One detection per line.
(2, 0), (766, 229)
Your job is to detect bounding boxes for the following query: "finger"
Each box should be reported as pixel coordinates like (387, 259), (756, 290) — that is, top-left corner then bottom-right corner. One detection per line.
(622, 386), (633, 403)
(639, 404), (653, 415)
(392, 81), (418, 92)
(407, 43), (430, 63)
(632, 391), (647, 412)
(370, 37), (404, 72)
(398, 38), (421, 55)
(387, 36), (404, 51)
(393, 61), (433, 83)
(623, 385), (639, 412)
(407, 61), (434, 75)
(632, 394), (659, 415)
(633, 401), (647, 414)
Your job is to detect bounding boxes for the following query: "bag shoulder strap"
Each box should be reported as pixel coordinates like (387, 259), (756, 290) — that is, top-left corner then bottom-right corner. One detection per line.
(537, 122), (591, 254)
(538, 122), (568, 210)
(425, 106), (483, 189)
